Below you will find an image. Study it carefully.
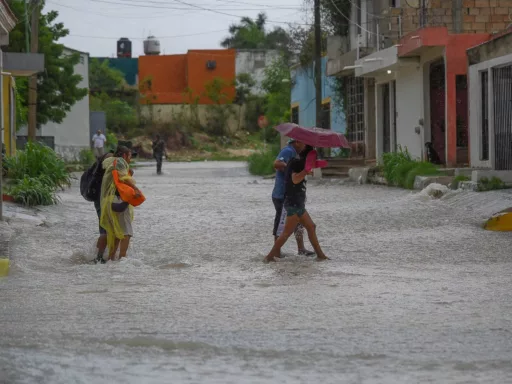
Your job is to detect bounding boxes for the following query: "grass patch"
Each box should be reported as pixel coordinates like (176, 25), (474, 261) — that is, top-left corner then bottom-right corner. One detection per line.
(382, 146), (441, 189)
(478, 176), (509, 192)
(451, 175), (471, 190)
(247, 144), (280, 176)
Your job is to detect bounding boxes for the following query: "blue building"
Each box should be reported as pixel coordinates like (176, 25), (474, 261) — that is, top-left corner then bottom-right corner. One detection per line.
(290, 56), (345, 134)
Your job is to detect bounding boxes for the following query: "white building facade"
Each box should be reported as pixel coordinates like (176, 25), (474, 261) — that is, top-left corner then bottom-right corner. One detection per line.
(235, 49), (280, 95)
(468, 30), (512, 170)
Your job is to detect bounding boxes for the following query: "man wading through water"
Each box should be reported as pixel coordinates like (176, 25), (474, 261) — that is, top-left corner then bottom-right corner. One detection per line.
(272, 138), (315, 258)
(265, 145), (329, 263)
(152, 135), (166, 175)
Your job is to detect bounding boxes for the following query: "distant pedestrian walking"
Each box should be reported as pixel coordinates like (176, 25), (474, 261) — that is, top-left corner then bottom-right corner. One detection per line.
(152, 135), (166, 175)
(92, 130), (107, 159)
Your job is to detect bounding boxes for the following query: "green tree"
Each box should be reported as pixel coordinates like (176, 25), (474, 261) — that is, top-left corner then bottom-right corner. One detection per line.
(6, 0), (88, 126)
(220, 12), (292, 60)
(260, 57), (292, 141)
(90, 93), (138, 134)
(89, 58), (126, 92)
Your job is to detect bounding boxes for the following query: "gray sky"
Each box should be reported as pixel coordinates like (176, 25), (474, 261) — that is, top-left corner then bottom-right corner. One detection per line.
(44, 0), (310, 57)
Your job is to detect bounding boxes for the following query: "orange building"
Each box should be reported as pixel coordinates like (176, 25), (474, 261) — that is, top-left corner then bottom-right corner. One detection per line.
(138, 49), (236, 105)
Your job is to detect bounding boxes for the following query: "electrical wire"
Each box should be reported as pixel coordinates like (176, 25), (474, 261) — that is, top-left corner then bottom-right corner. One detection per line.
(47, 0), (195, 19)
(86, 0), (313, 26)
(121, 0), (300, 8)
(88, 0), (301, 12)
(328, 0), (381, 37)
(68, 29), (229, 40)
(345, 0), (393, 20)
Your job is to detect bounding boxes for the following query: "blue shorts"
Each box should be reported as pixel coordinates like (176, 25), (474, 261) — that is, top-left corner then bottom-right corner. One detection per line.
(286, 206), (306, 217)
(94, 200), (106, 235)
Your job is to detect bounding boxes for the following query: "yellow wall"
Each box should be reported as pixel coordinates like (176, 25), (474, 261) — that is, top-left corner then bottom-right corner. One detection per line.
(3, 76), (14, 156)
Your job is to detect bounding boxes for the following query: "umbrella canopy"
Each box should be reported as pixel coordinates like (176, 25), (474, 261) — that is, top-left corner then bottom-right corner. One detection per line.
(275, 123), (350, 148)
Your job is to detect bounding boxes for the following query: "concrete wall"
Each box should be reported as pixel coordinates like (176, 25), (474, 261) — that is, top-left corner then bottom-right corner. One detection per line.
(468, 30), (512, 66)
(469, 52), (512, 169)
(39, 50), (90, 161)
(290, 56), (346, 134)
(139, 103), (246, 135)
(235, 50), (280, 95)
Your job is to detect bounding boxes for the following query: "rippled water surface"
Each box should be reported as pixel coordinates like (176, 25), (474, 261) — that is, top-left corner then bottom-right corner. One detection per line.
(1, 162), (512, 383)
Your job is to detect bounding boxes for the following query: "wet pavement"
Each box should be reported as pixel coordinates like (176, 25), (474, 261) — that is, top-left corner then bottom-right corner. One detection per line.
(1, 162), (512, 383)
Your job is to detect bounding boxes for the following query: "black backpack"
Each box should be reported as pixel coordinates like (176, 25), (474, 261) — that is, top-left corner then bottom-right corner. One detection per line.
(80, 158), (106, 202)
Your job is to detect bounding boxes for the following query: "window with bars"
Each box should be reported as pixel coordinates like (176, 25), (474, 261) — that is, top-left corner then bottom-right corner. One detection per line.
(345, 75), (365, 154)
(481, 71), (489, 161)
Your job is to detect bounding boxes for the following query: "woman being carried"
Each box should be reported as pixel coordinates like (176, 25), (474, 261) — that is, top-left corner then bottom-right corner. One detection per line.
(264, 145), (329, 263)
(100, 146), (141, 260)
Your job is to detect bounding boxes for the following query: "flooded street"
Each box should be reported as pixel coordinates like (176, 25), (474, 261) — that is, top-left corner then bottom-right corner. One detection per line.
(1, 161), (512, 383)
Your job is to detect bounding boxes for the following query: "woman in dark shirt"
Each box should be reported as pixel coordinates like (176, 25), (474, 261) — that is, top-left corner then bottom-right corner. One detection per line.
(264, 145), (329, 262)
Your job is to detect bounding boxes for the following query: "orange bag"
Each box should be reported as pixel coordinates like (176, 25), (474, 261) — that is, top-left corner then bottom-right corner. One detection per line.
(112, 159), (146, 207)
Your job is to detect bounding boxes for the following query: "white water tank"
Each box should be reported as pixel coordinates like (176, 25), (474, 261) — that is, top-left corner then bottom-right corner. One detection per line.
(143, 36), (160, 55)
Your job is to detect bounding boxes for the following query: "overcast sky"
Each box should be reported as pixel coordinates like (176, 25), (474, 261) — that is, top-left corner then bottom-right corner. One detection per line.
(44, 0), (310, 57)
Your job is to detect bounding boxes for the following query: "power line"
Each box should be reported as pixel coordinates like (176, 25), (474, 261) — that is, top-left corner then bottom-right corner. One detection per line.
(68, 29), (229, 40)
(48, 0), (195, 19)
(123, 0), (299, 8)
(328, 0), (379, 37)
(88, 0), (301, 12)
(84, 0), (312, 26)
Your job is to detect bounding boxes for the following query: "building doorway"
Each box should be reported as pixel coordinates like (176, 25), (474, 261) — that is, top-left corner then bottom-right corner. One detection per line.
(382, 83), (391, 153)
(456, 75), (469, 165)
(429, 60), (446, 164)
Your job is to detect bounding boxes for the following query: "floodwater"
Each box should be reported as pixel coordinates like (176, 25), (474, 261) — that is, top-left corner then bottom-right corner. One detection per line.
(1, 162), (512, 384)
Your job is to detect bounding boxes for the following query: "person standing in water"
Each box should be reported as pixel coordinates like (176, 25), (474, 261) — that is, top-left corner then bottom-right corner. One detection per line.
(94, 152), (113, 264)
(265, 145), (329, 263)
(272, 138), (315, 257)
(152, 135), (166, 175)
(100, 146), (140, 260)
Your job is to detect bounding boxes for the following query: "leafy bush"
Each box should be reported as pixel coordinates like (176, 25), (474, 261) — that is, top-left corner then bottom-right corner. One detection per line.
(478, 176), (508, 192)
(5, 142), (70, 189)
(382, 146), (441, 189)
(247, 144), (280, 176)
(106, 132), (118, 152)
(451, 175), (471, 190)
(79, 149), (95, 166)
(403, 162), (441, 189)
(8, 176), (58, 207)
(382, 146), (413, 186)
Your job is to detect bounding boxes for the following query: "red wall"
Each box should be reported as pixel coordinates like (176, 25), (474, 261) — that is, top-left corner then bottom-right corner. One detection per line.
(445, 33), (490, 165)
(139, 49), (236, 105)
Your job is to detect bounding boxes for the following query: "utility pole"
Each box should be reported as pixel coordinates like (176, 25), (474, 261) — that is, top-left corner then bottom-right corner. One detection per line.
(28, 0), (40, 142)
(314, 0), (322, 129)
(420, 0), (427, 28)
(24, 0), (29, 53)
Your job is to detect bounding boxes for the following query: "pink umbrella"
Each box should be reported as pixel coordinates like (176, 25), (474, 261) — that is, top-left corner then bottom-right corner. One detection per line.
(275, 123), (350, 148)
